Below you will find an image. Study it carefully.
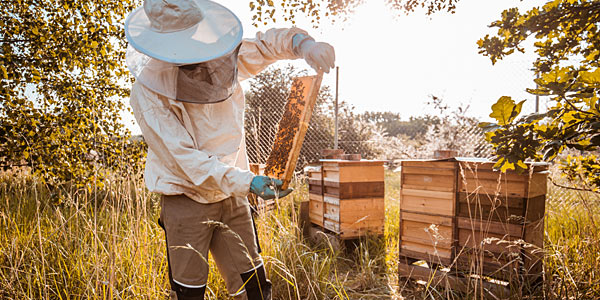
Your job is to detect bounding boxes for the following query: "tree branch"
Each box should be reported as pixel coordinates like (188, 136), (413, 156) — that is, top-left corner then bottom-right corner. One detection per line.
(549, 176), (599, 194)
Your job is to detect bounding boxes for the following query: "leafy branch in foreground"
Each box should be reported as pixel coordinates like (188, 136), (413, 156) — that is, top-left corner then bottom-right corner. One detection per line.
(477, 0), (600, 191)
(247, 0), (459, 27)
(0, 0), (145, 189)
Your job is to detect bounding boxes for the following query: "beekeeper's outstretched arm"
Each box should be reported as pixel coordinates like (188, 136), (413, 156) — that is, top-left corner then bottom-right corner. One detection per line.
(238, 27), (335, 80)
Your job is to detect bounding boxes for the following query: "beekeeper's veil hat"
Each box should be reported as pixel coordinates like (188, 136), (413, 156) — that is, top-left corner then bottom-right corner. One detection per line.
(125, 0), (243, 103)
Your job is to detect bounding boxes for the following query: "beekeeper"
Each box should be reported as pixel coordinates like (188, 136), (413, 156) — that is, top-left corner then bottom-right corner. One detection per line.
(124, 0), (335, 299)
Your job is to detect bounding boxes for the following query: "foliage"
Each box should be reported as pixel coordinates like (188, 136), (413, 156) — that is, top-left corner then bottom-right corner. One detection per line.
(248, 0), (459, 27)
(559, 154), (600, 192)
(4, 166), (600, 299)
(478, 0), (600, 189)
(360, 111), (440, 138)
(370, 96), (493, 161)
(0, 0), (145, 188)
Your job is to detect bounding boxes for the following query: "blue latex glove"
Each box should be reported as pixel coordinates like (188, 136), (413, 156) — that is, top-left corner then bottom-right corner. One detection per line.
(249, 176), (293, 200)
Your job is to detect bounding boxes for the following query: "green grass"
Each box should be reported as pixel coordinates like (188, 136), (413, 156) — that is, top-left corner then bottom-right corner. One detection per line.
(1, 169), (599, 299)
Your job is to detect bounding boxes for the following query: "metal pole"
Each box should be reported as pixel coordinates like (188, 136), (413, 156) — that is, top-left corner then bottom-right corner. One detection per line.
(334, 66), (339, 149)
(535, 71), (540, 113)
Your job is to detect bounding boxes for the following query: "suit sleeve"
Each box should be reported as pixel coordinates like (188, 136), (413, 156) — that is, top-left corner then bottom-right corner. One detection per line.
(237, 27), (309, 81)
(131, 84), (255, 200)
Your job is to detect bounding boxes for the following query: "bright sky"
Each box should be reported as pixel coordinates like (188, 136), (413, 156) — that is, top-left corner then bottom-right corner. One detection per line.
(124, 0), (542, 134)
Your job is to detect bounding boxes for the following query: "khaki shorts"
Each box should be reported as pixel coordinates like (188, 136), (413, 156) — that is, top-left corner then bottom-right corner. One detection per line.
(160, 195), (262, 298)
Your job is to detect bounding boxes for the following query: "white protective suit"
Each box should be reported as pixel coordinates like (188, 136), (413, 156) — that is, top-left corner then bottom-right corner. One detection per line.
(130, 27), (309, 204)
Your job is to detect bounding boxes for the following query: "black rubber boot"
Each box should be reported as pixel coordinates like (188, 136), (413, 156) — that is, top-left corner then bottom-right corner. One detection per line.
(171, 283), (206, 300)
(159, 218), (206, 300)
(240, 265), (272, 300)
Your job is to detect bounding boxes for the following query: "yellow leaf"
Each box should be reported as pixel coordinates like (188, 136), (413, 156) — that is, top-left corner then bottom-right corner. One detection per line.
(0, 65), (7, 79)
(32, 27), (38, 35)
(580, 68), (600, 84)
(91, 41), (99, 48)
(516, 160), (527, 170)
(489, 96), (516, 125)
(500, 161), (515, 173)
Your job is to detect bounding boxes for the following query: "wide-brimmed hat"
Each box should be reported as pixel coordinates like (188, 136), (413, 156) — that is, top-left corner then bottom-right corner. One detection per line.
(125, 0), (243, 64)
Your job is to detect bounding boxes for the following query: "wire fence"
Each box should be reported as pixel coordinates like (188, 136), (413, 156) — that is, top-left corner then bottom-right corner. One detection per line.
(243, 75), (494, 168)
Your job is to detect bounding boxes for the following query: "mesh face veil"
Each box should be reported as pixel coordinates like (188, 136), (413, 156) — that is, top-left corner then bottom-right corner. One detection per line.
(126, 42), (241, 104)
(176, 43), (241, 103)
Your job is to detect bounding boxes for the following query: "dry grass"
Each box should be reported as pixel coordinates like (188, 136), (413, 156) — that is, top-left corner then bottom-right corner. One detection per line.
(1, 169), (599, 299)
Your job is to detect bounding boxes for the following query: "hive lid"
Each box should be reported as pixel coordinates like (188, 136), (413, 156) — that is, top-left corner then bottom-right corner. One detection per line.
(399, 157), (549, 172)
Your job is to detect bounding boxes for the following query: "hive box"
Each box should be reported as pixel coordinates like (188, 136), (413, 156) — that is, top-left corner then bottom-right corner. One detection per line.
(398, 158), (548, 280)
(308, 159), (385, 239)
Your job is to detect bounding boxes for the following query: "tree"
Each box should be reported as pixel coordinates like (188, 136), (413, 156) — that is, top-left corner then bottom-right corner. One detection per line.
(0, 0), (144, 189)
(248, 0), (459, 26)
(478, 0), (600, 191)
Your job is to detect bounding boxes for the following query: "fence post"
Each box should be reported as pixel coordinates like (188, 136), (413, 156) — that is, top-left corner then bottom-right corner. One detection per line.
(334, 66), (339, 149)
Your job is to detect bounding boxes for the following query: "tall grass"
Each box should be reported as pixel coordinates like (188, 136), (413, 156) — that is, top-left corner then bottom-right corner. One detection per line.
(1, 168), (599, 299)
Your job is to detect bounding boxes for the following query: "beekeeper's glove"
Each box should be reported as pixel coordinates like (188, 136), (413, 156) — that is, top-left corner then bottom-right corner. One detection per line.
(293, 34), (335, 74)
(250, 176), (293, 200)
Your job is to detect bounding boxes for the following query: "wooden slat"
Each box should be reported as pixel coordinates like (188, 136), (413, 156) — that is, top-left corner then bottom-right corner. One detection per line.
(324, 202), (339, 222)
(324, 219), (340, 233)
(401, 188), (454, 200)
(402, 166), (455, 176)
(403, 173), (455, 190)
(308, 172), (322, 180)
(264, 74), (323, 189)
(401, 220), (453, 248)
(323, 165), (384, 183)
(457, 217), (523, 237)
(457, 228), (522, 254)
(309, 193), (323, 202)
(323, 181), (385, 199)
(401, 241), (452, 260)
(341, 225), (384, 239)
(309, 213), (323, 227)
(401, 211), (453, 227)
(457, 192), (525, 209)
(523, 218), (544, 275)
(459, 178), (527, 198)
(401, 194), (453, 216)
(308, 184), (322, 194)
(321, 159), (386, 167)
(401, 160), (457, 169)
(457, 202), (526, 224)
(308, 179), (322, 186)
(401, 183), (454, 193)
(459, 161), (548, 173)
(323, 195), (339, 205)
(527, 173), (548, 198)
(309, 200), (323, 216)
(398, 262), (512, 297)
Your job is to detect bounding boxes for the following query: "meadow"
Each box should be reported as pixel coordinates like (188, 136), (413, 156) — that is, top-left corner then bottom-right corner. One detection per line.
(1, 168), (599, 299)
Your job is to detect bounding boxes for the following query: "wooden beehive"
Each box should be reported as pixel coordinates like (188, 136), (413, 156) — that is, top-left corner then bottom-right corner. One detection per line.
(308, 159), (385, 239)
(455, 160), (547, 278)
(398, 158), (548, 280)
(399, 160), (457, 264)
